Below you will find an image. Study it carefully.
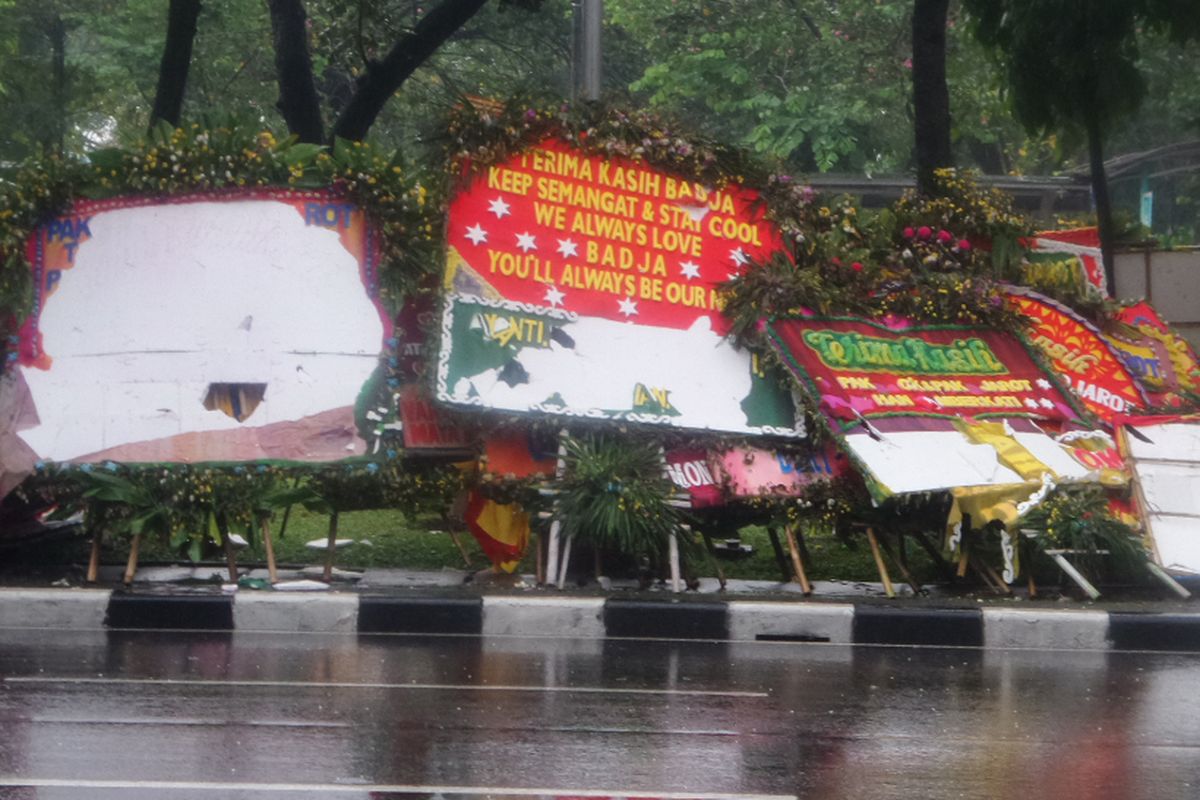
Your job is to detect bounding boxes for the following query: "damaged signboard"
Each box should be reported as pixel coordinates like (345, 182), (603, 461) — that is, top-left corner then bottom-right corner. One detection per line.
(436, 139), (802, 437)
(1120, 417), (1200, 576)
(1006, 287), (1146, 422)
(765, 316), (1099, 498)
(12, 190), (391, 463)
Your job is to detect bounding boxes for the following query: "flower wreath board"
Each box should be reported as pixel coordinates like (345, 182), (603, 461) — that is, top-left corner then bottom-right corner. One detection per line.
(435, 137), (803, 438)
(763, 314), (1131, 582)
(1118, 414), (1200, 577)
(8, 188), (395, 465)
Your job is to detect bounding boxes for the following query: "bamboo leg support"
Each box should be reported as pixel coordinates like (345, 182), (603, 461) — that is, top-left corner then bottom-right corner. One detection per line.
(556, 534), (573, 589)
(218, 516), (239, 583)
(86, 527), (102, 584)
(260, 516), (278, 584)
(865, 527), (895, 599)
(535, 528), (546, 585)
(701, 531), (727, 591)
(876, 532), (922, 595)
(766, 527), (792, 583)
(668, 532), (682, 593)
(446, 528), (472, 568)
(123, 533), (141, 586)
(322, 510), (339, 583)
(784, 524), (812, 595)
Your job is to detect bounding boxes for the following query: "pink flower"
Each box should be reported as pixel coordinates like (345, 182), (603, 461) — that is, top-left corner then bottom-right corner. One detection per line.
(917, 226), (932, 240)
(937, 229), (953, 243)
(903, 226), (915, 239)
(851, 261), (863, 272)
(957, 239), (971, 251)
(831, 257), (842, 266)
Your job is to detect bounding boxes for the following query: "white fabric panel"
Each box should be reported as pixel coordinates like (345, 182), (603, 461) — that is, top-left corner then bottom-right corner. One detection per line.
(1127, 422), (1200, 462)
(844, 430), (1025, 494)
(1013, 433), (1094, 480)
(1145, 516), (1200, 576)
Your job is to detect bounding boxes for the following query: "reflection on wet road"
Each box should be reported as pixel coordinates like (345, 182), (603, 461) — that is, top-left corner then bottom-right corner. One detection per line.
(1, 627), (1199, 799)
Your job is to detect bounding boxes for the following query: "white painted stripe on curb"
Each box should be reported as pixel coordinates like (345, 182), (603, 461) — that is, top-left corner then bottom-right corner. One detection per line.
(233, 592), (358, 633)
(0, 588), (111, 629)
(482, 596), (606, 638)
(727, 601), (855, 643)
(982, 607), (1110, 650)
(0, 778), (796, 799)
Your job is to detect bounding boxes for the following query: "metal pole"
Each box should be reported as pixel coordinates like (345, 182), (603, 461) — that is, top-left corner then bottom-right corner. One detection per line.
(572, 0), (602, 101)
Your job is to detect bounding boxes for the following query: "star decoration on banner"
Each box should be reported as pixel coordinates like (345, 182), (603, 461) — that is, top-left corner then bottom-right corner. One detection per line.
(730, 247), (750, 266)
(556, 238), (579, 258)
(1024, 398), (1040, 410)
(618, 297), (639, 317)
(1036, 378), (1052, 390)
(488, 197), (511, 219)
(516, 232), (538, 252)
(680, 260), (701, 280)
(464, 223), (488, 245)
(1038, 398), (1055, 409)
(544, 285), (566, 308)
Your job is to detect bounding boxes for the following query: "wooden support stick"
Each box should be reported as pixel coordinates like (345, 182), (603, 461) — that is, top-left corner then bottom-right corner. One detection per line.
(556, 533), (573, 589)
(766, 526), (792, 583)
(865, 526), (895, 599)
(260, 516), (278, 584)
(123, 533), (141, 586)
(783, 524), (812, 595)
(910, 529), (956, 581)
(446, 528), (472, 568)
(545, 428), (569, 587)
(535, 527), (546, 585)
(876, 531), (922, 595)
(978, 557), (1013, 595)
(86, 524), (102, 584)
(218, 515), (239, 583)
(700, 530), (727, 591)
(322, 510), (339, 583)
(1146, 561), (1191, 599)
(668, 532), (682, 593)
(1048, 551), (1101, 600)
(956, 546), (970, 578)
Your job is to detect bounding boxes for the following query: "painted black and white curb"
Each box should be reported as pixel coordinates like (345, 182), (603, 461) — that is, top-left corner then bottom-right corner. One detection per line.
(2, 588), (1199, 652)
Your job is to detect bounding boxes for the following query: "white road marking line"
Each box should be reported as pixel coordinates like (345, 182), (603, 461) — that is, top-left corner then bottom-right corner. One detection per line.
(2, 676), (768, 698)
(0, 778), (797, 799)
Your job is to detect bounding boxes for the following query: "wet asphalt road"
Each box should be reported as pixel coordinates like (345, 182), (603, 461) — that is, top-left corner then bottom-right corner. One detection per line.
(1, 627), (1199, 800)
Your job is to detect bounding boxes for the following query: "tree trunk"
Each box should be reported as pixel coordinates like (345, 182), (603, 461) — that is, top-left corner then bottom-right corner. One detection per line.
(912, 0), (952, 196)
(330, 0), (490, 142)
(150, 0), (203, 129)
(49, 14), (66, 156)
(267, 0), (325, 143)
(1085, 107), (1117, 294)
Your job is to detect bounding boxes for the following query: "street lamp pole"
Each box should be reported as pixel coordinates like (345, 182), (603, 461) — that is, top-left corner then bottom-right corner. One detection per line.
(572, 0), (602, 101)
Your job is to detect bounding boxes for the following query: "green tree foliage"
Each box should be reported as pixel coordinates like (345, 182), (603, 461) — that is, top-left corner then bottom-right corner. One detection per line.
(608, 0), (915, 173)
(963, 0), (1200, 289)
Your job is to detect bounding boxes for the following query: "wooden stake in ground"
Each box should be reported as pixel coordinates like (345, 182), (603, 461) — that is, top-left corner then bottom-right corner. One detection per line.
(217, 514), (239, 583)
(876, 532), (923, 595)
(259, 515), (278, 584)
(535, 526), (546, 585)
(668, 531), (682, 593)
(86, 520), (102, 584)
(123, 532), (141, 586)
(784, 524), (812, 595)
(765, 526), (793, 583)
(700, 530), (727, 591)
(555, 533), (573, 589)
(322, 509), (339, 583)
(865, 526), (895, 599)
